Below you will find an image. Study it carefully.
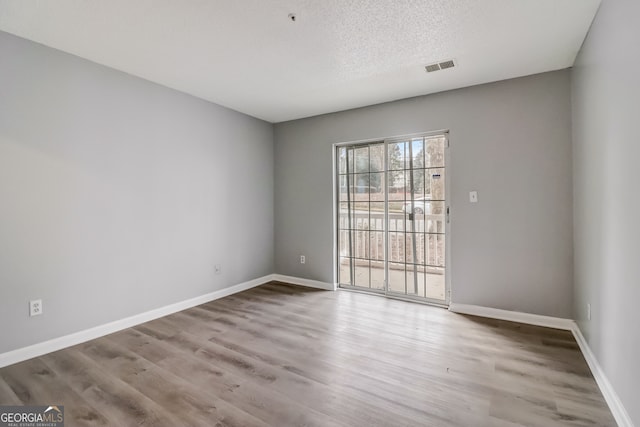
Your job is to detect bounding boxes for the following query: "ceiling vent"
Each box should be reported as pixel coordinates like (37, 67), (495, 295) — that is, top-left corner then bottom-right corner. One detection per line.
(425, 59), (456, 73)
(438, 60), (455, 70)
(425, 63), (441, 73)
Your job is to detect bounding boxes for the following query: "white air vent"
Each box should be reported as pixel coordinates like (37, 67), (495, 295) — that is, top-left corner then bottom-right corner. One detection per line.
(439, 60), (455, 70)
(425, 59), (456, 73)
(425, 63), (440, 73)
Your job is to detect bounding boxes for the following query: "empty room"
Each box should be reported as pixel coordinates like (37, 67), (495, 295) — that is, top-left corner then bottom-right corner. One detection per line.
(0, 1), (637, 426)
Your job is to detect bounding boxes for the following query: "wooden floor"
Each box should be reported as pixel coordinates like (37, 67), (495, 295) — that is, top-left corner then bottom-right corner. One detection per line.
(0, 282), (616, 426)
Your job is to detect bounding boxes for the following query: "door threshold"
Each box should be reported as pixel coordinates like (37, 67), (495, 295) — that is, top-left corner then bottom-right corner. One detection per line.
(338, 286), (449, 309)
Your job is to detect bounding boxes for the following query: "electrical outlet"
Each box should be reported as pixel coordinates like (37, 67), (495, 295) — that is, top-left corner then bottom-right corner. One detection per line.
(469, 191), (478, 203)
(587, 303), (591, 320)
(300, 255), (306, 264)
(214, 264), (222, 275)
(30, 299), (42, 317)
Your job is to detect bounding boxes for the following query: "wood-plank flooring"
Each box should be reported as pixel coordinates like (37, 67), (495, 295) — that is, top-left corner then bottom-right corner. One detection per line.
(0, 282), (616, 426)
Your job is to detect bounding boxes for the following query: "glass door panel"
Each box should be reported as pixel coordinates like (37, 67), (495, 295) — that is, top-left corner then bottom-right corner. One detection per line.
(337, 142), (385, 291)
(336, 134), (448, 305)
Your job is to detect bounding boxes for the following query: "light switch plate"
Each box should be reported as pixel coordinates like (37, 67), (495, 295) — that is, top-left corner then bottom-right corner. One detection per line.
(469, 191), (478, 203)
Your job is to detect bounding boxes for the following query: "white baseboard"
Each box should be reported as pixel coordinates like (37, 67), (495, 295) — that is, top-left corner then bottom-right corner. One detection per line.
(271, 274), (336, 291)
(448, 303), (634, 427)
(0, 275), (272, 369)
(0, 274), (333, 369)
(2, 280), (631, 427)
(571, 324), (634, 427)
(448, 303), (574, 330)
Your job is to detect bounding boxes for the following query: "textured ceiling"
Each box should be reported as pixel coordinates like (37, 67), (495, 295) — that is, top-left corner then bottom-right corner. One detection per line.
(0, 0), (600, 122)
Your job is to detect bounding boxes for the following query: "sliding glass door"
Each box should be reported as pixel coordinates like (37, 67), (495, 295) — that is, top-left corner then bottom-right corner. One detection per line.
(336, 132), (449, 305)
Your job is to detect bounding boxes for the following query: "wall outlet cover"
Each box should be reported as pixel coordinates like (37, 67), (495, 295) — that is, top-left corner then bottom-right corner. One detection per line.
(30, 299), (43, 316)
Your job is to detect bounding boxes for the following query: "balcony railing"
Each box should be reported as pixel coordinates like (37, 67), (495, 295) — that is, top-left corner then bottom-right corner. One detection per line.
(338, 211), (445, 269)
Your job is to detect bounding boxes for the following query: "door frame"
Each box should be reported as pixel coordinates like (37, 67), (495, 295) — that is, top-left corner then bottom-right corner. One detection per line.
(332, 130), (451, 307)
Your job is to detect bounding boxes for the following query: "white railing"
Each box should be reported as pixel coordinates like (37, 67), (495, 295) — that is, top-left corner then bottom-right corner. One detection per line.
(338, 212), (445, 268)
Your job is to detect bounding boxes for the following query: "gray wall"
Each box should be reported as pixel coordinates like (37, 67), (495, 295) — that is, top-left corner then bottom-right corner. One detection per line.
(274, 70), (574, 318)
(572, 0), (640, 423)
(0, 31), (274, 354)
